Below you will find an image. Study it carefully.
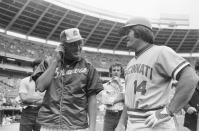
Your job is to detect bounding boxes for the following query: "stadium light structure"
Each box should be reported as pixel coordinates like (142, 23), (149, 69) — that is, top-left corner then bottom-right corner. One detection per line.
(6, 31), (26, 39)
(82, 46), (98, 52)
(177, 53), (192, 57)
(98, 49), (114, 54)
(47, 40), (60, 46)
(28, 36), (46, 43)
(114, 50), (130, 55)
(0, 28), (5, 33)
(130, 52), (135, 56)
(190, 53), (199, 57)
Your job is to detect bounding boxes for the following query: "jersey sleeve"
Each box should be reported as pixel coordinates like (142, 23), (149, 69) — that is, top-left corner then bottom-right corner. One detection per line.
(156, 46), (190, 80)
(31, 59), (48, 81)
(19, 78), (28, 94)
(86, 64), (103, 96)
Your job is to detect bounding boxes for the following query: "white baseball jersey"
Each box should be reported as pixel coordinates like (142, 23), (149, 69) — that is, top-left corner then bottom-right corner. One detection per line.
(125, 45), (189, 110)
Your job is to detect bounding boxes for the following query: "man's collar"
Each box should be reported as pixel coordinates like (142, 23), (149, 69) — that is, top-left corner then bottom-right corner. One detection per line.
(135, 44), (153, 58)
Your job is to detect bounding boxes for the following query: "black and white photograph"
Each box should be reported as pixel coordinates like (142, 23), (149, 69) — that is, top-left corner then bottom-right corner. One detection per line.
(0, 0), (199, 131)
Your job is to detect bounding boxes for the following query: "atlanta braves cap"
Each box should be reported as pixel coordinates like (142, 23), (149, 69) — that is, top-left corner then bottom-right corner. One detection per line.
(60, 28), (83, 43)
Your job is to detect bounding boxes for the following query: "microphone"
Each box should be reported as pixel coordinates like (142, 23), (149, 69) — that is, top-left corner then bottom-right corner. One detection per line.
(55, 45), (64, 59)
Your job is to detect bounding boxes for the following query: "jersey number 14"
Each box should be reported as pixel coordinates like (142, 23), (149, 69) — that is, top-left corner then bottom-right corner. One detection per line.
(134, 80), (147, 95)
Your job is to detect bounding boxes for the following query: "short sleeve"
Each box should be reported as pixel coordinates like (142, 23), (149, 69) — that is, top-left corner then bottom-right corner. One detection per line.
(19, 78), (28, 94)
(156, 46), (190, 80)
(86, 64), (103, 96)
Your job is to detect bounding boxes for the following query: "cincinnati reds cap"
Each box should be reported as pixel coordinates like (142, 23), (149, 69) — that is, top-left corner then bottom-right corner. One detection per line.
(120, 17), (152, 36)
(60, 28), (83, 43)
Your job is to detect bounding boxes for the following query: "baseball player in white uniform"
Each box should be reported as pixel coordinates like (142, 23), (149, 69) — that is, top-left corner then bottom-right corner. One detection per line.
(115, 17), (199, 131)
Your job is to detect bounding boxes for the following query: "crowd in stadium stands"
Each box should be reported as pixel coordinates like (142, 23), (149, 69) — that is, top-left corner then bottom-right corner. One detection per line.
(0, 34), (54, 59)
(0, 76), (21, 101)
(0, 33), (132, 69)
(83, 52), (131, 68)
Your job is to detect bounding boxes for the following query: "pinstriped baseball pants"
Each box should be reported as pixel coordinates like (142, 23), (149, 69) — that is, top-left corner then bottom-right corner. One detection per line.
(40, 126), (88, 131)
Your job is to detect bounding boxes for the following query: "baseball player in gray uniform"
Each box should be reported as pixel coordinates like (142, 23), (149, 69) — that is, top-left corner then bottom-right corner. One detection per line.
(115, 17), (199, 131)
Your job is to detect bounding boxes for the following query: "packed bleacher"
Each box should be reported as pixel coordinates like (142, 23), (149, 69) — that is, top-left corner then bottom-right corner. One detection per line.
(0, 33), (54, 59)
(0, 32), (132, 69)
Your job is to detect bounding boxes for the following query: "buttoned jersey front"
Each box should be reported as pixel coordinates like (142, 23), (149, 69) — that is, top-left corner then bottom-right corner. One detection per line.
(32, 58), (103, 130)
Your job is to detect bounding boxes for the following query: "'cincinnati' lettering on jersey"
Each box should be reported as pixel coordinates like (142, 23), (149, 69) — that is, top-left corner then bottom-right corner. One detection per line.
(125, 64), (153, 80)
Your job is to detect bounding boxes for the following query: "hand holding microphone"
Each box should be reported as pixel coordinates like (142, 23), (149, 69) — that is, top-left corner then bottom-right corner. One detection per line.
(43, 45), (63, 68)
(53, 51), (62, 62)
(54, 44), (64, 61)
(47, 45), (64, 66)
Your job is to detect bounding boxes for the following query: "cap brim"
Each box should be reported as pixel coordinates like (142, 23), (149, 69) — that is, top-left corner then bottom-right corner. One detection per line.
(64, 38), (84, 43)
(119, 24), (152, 36)
(119, 24), (134, 36)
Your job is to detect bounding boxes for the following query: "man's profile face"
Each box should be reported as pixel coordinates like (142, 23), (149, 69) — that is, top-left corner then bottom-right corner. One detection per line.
(126, 29), (140, 50)
(111, 66), (122, 77)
